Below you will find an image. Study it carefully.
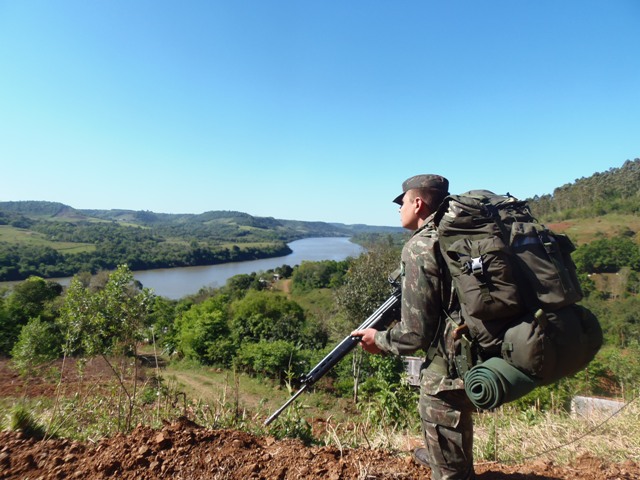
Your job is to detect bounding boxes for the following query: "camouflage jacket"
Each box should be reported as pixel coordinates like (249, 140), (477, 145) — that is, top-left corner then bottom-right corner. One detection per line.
(374, 213), (449, 356)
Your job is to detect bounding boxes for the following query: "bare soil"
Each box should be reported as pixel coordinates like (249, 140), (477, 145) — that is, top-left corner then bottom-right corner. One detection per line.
(1, 359), (639, 479)
(2, 418), (640, 480)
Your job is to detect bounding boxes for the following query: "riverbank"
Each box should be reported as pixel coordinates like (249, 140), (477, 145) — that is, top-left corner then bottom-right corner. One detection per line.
(1, 237), (365, 299)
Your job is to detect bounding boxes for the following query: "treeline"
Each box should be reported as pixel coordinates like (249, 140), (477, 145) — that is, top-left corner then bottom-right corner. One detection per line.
(0, 240), (292, 281)
(529, 158), (640, 220)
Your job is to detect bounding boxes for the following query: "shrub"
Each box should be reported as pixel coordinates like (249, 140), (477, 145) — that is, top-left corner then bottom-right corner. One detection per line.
(234, 340), (307, 381)
(10, 317), (60, 376)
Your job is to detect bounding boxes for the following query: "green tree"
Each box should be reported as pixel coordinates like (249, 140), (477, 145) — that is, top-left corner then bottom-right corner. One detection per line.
(627, 270), (640, 296)
(230, 291), (306, 345)
(57, 265), (153, 432)
(602, 297), (640, 348)
(0, 277), (62, 355)
(174, 294), (234, 366)
(6, 277), (62, 322)
(0, 291), (13, 356)
(291, 260), (348, 292)
(147, 296), (182, 355)
(274, 264), (294, 278)
(573, 235), (640, 274)
(223, 273), (263, 299)
(234, 340), (305, 381)
(335, 242), (400, 330)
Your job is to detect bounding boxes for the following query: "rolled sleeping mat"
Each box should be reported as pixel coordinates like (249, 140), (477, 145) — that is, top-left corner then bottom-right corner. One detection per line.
(464, 357), (540, 410)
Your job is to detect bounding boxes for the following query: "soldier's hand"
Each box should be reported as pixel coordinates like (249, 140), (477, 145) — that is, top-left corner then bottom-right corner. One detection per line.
(351, 328), (381, 354)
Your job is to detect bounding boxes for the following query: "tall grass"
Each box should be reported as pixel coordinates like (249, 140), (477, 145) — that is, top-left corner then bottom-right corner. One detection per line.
(472, 399), (640, 464)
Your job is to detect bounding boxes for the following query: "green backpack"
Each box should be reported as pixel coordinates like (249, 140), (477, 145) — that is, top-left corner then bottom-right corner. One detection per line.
(434, 190), (602, 386)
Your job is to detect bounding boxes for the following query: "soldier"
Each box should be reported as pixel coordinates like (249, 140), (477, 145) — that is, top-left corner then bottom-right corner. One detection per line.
(352, 174), (475, 480)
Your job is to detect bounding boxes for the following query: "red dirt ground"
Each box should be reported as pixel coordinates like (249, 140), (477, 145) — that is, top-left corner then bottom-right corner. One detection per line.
(1, 359), (639, 479)
(2, 417), (639, 480)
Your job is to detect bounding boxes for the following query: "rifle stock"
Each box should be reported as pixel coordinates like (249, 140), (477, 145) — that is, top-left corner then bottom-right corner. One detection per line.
(264, 275), (401, 426)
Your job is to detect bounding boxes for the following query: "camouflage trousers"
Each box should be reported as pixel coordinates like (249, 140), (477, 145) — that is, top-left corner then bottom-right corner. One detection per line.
(418, 363), (475, 480)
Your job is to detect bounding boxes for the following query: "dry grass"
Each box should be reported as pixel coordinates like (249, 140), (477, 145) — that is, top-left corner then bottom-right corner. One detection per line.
(472, 399), (640, 465)
(165, 362), (640, 466)
(316, 396), (640, 467)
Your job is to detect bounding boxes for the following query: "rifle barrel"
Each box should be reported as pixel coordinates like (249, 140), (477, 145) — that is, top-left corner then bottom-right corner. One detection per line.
(264, 384), (309, 426)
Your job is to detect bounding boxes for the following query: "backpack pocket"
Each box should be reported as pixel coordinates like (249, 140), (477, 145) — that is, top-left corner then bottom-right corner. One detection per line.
(501, 305), (602, 384)
(445, 235), (525, 322)
(511, 222), (583, 310)
(501, 309), (555, 380)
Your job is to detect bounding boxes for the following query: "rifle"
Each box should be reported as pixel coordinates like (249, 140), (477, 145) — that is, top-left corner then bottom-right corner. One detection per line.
(264, 272), (401, 426)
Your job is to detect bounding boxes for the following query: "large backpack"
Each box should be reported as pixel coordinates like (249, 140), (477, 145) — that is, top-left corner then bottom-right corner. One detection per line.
(433, 190), (602, 387)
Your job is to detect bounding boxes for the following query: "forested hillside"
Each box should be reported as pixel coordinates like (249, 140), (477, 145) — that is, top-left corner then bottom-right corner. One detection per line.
(529, 157), (640, 220)
(0, 203), (401, 281)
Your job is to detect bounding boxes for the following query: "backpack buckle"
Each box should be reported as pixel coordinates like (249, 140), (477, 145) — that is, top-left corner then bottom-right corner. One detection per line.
(469, 257), (483, 276)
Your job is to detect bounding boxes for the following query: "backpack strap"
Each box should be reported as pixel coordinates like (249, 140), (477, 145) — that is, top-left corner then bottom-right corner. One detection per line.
(435, 241), (459, 319)
(537, 229), (576, 294)
(483, 201), (510, 241)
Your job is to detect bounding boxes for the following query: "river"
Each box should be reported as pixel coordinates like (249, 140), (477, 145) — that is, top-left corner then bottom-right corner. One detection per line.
(34, 237), (364, 300)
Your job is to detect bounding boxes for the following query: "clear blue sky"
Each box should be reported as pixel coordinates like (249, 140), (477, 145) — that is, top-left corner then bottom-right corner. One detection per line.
(1, 1), (638, 226)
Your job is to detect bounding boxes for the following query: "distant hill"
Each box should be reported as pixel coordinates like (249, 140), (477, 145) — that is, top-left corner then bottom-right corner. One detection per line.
(6, 156), (638, 233)
(0, 201), (403, 281)
(0, 202), (401, 239)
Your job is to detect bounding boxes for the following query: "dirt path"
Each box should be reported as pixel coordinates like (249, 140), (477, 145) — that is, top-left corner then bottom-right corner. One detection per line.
(165, 369), (224, 400)
(162, 367), (283, 413)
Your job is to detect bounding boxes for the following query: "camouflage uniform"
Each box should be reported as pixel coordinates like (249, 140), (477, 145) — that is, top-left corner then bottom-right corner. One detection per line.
(375, 213), (475, 480)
